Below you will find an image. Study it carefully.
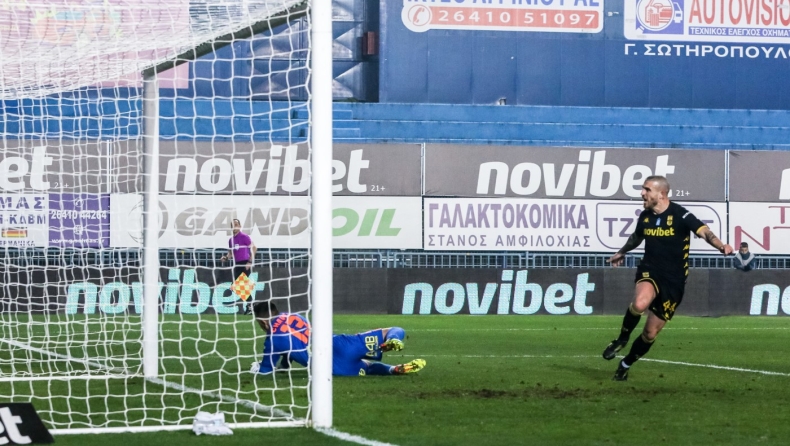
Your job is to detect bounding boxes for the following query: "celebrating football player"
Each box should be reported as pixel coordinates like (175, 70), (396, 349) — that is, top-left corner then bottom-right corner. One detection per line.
(603, 175), (732, 381)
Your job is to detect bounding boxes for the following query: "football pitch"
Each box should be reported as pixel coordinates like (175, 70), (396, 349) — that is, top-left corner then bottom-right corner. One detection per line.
(5, 314), (790, 445)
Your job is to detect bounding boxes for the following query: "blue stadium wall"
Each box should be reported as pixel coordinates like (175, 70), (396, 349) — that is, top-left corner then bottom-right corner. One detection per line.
(183, 0), (790, 110)
(177, 0), (379, 102)
(380, 0), (790, 109)
(5, 0), (790, 148)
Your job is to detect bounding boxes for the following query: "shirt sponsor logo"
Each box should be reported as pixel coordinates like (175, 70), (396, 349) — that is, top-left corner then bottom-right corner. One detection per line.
(644, 227), (676, 236)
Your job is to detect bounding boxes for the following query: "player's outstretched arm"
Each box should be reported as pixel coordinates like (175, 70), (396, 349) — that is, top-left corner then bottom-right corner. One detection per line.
(607, 232), (644, 266)
(251, 336), (281, 375)
(698, 227), (733, 255)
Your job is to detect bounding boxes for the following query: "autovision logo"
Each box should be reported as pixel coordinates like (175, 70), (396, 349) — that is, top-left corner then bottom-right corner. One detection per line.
(635, 0), (683, 34)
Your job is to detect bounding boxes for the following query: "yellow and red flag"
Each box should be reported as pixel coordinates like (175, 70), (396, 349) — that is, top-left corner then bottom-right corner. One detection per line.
(231, 272), (255, 301)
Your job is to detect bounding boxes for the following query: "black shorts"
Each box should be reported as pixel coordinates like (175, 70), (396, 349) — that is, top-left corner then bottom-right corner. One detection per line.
(233, 264), (249, 281)
(634, 266), (686, 321)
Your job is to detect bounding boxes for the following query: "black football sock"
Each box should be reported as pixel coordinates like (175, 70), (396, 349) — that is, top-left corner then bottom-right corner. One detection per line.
(617, 304), (643, 342)
(623, 333), (655, 367)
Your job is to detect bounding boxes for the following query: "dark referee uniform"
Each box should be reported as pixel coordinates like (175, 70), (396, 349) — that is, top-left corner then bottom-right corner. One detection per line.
(634, 201), (707, 321)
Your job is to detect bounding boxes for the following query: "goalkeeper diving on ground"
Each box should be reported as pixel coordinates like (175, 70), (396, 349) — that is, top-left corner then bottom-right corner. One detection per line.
(249, 302), (426, 376)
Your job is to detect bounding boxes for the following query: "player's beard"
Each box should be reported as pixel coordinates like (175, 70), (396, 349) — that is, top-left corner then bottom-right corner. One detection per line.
(643, 196), (657, 210)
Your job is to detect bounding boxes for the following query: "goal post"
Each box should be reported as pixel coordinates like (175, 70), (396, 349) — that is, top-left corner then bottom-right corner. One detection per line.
(142, 73), (161, 380)
(310, 0), (334, 429)
(0, 0), (333, 433)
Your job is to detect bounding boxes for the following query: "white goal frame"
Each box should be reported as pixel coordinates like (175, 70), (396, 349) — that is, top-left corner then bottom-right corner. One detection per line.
(131, 0), (334, 432)
(1, 0), (333, 434)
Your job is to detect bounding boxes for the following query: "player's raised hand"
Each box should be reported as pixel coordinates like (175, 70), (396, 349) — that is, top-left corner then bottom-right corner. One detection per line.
(607, 252), (625, 267)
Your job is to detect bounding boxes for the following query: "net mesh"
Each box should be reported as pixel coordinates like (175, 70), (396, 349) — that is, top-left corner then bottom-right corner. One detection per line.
(0, 0), (312, 431)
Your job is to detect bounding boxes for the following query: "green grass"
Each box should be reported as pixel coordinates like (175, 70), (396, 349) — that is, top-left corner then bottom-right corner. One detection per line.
(3, 315), (790, 445)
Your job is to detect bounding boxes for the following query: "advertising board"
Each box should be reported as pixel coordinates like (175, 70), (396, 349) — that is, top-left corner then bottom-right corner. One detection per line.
(424, 198), (726, 252)
(425, 145), (725, 201)
(110, 195), (423, 249)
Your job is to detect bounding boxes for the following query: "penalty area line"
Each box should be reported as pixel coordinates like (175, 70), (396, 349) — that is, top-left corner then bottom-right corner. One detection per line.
(389, 353), (790, 378)
(640, 358), (790, 377)
(317, 428), (399, 446)
(388, 354), (598, 359)
(400, 327), (790, 332)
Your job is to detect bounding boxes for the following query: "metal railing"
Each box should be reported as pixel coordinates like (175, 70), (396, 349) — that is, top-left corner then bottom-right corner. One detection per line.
(1, 248), (788, 270)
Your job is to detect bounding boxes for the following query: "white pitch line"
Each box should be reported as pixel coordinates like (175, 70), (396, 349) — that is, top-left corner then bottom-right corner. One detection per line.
(391, 353), (790, 378)
(641, 358), (790, 377)
(104, 327), (790, 335)
(400, 327), (790, 332)
(0, 338), (131, 374)
(444, 352), (790, 377)
(317, 428), (399, 446)
(0, 374), (127, 383)
(387, 354), (598, 359)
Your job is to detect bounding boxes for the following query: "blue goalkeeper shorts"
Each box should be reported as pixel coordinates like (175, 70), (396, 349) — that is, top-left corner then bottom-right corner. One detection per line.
(332, 329), (384, 376)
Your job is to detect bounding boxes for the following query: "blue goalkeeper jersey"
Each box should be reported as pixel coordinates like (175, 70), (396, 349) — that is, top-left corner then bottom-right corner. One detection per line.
(332, 329), (385, 376)
(256, 315), (390, 376)
(258, 313), (311, 374)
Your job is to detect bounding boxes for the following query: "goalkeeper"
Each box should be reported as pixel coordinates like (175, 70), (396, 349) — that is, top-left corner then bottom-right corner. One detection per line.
(250, 302), (426, 376)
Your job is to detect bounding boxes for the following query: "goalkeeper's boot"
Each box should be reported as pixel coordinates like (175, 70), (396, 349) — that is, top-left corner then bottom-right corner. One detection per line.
(393, 359), (426, 375)
(380, 338), (404, 353)
(602, 338), (628, 360)
(612, 362), (630, 381)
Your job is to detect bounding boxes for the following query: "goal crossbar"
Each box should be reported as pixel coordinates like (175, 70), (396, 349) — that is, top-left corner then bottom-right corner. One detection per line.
(142, 1), (309, 77)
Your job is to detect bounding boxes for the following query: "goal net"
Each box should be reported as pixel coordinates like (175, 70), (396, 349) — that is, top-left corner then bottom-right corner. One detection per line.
(0, 0), (330, 433)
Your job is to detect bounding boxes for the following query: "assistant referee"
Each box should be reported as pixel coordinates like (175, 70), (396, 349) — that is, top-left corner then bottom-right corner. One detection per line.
(602, 175), (733, 381)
